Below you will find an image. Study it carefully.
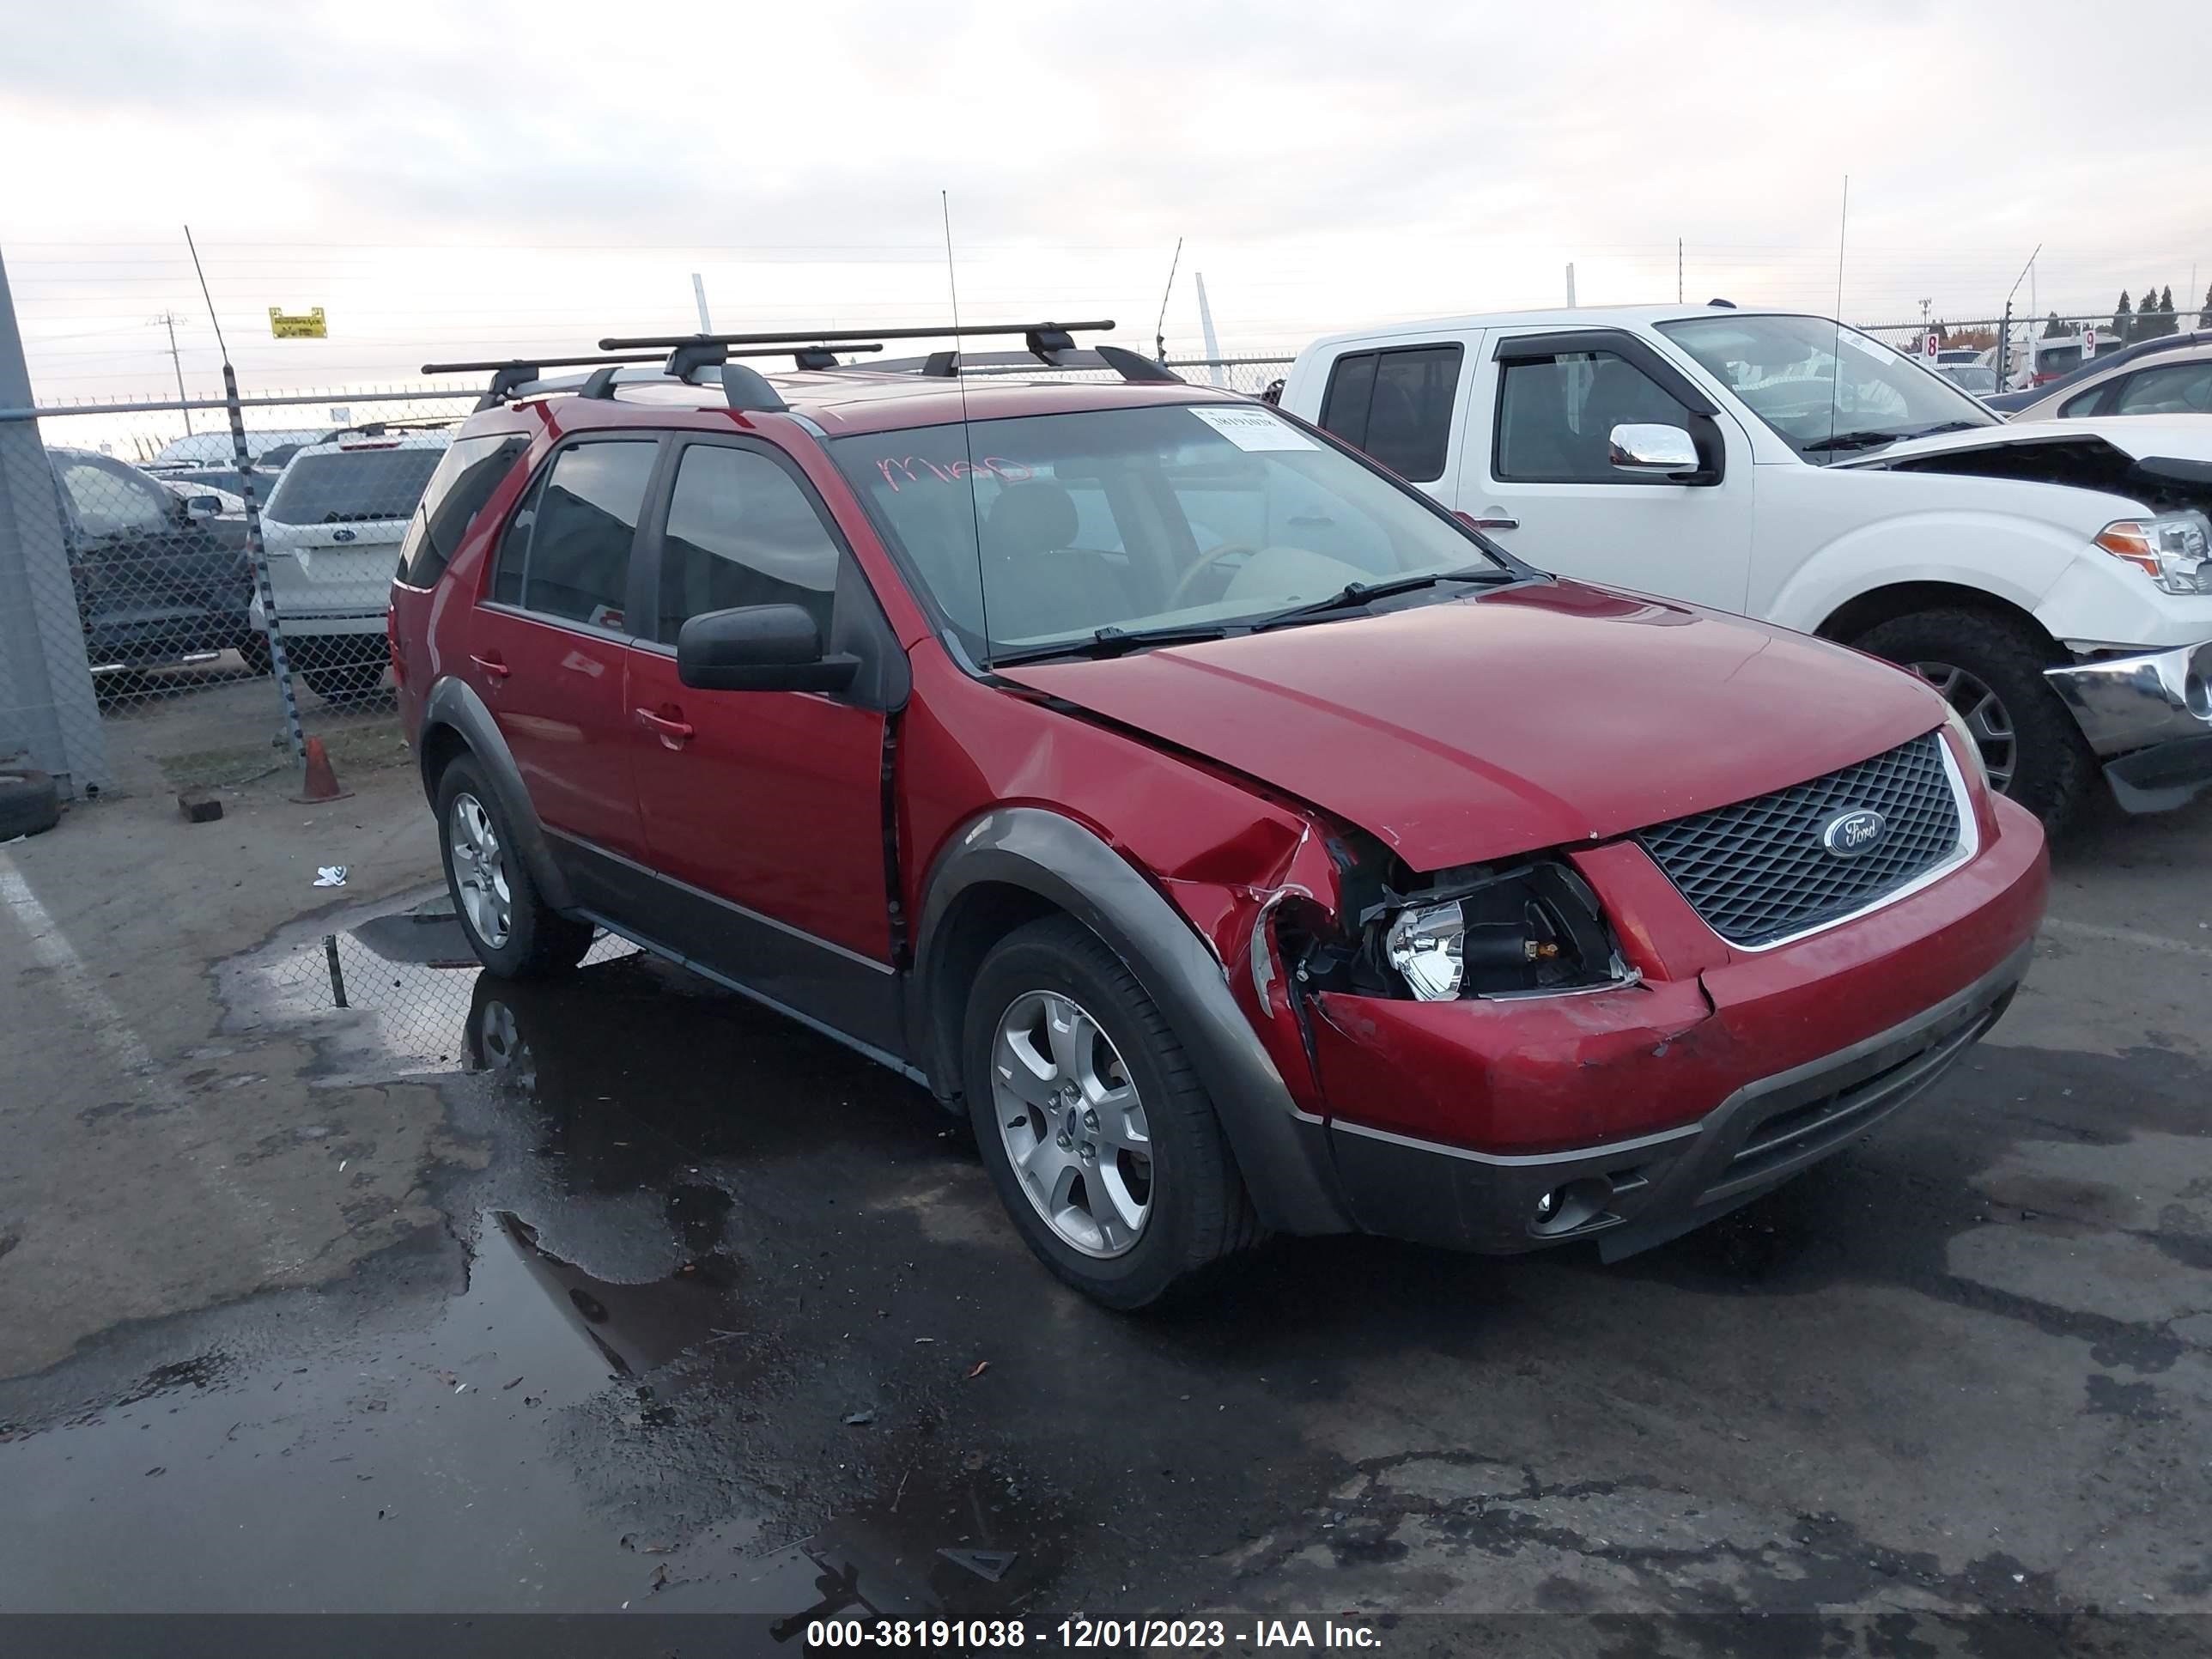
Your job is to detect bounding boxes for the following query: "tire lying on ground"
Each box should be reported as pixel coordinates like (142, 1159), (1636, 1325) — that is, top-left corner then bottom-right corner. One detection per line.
(0, 769), (63, 841)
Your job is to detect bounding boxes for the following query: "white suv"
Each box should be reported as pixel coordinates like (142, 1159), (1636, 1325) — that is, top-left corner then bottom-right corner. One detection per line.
(254, 428), (452, 697)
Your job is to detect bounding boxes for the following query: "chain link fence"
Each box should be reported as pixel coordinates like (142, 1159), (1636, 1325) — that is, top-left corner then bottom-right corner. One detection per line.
(1, 385), (474, 802)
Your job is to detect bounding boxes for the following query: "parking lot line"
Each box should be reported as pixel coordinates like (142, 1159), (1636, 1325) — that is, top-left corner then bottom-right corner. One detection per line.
(2041, 915), (2212, 960)
(0, 854), (304, 1278)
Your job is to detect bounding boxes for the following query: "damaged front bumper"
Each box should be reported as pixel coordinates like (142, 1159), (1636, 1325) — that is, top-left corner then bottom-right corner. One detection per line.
(1305, 795), (2047, 1258)
(1326, 943), (2027, 1258)
(2045, 640), (2212, 811)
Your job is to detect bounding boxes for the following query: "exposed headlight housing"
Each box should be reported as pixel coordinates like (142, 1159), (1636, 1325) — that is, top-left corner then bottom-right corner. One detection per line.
(1376, 860), (1629, 1002)
(2094, 513), (2212, 595)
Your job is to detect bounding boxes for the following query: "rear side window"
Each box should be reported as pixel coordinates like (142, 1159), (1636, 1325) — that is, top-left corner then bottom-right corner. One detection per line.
(491, 440), (656, 630)
(1315, 344), (1462, 483)
(397, 434), (529, 587)
(265, 447), (445, 525)
(658, 446), (842, 641)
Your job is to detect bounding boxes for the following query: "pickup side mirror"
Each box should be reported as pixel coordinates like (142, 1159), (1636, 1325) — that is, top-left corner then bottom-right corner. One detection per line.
(1607, 423), (1702, 478)
(676, 603), (860, 694)
(185, 495), (224, 519)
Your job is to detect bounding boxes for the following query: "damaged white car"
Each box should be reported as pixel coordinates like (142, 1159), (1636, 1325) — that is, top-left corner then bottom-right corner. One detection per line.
(1279, 306), (2212, 826)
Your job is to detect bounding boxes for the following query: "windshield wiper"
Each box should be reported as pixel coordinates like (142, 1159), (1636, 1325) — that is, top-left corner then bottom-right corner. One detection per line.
(1803, 428), (1905, 454)
(1249, 565), (1514, 631)
(1809, 418), (1989, 458)
(987, 622), (1233, 668)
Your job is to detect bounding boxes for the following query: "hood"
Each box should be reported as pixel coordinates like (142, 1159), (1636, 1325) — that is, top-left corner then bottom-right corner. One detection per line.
(1844, 417), (2212, 518)
(1858, 416), (2212, 466)
(999, 582), (1945, 871)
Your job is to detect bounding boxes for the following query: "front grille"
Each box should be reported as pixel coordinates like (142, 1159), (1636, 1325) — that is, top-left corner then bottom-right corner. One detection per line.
(1635, 732), (1964, 948)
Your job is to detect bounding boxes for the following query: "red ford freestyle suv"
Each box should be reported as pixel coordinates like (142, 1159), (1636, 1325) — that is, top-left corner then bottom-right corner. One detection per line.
(391, 321), (2048, 1308)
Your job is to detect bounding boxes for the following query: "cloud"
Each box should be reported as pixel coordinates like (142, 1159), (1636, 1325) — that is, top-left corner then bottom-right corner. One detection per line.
(5, 0), (2209, 394)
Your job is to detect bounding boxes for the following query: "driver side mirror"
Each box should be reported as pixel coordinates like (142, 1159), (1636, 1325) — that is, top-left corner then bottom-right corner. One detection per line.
(184, 495), (223, 519)
(676, 603), (859, 694)
(1607, 423), (1702, 477)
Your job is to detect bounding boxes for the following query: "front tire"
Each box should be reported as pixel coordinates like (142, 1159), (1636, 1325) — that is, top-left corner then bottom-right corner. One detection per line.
(435, 757), (592, 980)
(1856, 607), (2094, 830)
(963, 915), (1261, 1310)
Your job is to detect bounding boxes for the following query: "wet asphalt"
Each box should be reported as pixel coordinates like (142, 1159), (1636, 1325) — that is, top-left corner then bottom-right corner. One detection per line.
(0, 790), (2209, 1646)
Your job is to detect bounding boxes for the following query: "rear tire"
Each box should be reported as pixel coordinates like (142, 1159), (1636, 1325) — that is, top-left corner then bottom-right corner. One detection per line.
(962, 915), (1262, 1310)
(435, 757), (592, 980)
(1855, 607), (2094, 830)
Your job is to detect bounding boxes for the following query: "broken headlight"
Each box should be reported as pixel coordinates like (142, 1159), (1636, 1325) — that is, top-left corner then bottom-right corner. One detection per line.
(1376, 861), (1626, 1002)
(2095, 512), (2212, 595)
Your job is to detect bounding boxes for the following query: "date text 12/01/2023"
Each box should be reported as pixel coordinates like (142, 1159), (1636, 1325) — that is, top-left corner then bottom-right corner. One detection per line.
(803, 1619), (1383, 1648)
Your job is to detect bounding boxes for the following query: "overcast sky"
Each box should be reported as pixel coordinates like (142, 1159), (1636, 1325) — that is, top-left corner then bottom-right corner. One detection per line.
(4, 0), (2209, 402)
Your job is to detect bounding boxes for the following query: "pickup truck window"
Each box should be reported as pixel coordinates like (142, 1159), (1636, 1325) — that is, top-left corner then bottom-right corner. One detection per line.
(1494, 350), (1692, 484)
(1316, 344), (1461, 483)
(1657, 313), (1994, 461)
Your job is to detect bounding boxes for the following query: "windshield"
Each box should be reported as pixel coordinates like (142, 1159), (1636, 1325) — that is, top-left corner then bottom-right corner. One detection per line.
(265, 447), (445, 524)
(1942, 366), (1999, 394)
(830, 402), (1511, 663)
(1656, 314), (1996, 461)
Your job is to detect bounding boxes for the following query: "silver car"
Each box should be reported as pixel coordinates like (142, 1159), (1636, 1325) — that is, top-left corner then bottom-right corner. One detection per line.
(2007, 341), (2212, 422)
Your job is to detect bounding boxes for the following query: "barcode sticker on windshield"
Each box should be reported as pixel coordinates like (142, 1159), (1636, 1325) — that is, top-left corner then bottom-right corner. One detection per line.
(1835, 330), (1901, 362)
(1189, 406), (1317, 451)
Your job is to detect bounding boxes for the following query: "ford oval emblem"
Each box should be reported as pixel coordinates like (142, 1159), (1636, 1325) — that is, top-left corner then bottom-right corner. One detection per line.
(1820, 808), (1887, 857)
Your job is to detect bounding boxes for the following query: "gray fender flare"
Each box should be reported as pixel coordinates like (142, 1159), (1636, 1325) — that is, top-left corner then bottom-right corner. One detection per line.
(418, 675), (575, 911)
(913, 806), (1349, 1236)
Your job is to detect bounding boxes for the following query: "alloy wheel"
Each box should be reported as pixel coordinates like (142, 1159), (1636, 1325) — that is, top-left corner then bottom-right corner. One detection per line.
(989, 990), (1153, 1258)
(449, 793), (514, 949)
(1911, 659), (2018, 794)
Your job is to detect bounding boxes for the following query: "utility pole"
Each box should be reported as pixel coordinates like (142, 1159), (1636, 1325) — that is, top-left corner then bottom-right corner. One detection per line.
(1677, 239), (1683, 304)
(690, 273), (713, 333)
(1565, 263), (1577, 308)
(155, 312), (191, 433)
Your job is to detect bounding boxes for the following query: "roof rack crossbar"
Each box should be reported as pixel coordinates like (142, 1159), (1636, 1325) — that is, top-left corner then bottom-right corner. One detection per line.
(599, 319), (1115, 351)
(907, 347), (1185, 386)
(422, 352), (670, 410)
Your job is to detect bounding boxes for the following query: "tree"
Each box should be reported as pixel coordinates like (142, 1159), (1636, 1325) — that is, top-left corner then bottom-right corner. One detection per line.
(2200, 283), (2212, 328)
(2113, 290), (2133, 341)
(2042, 311), (2069, 338)
(2158, 285), (2179, 337)
(2136, 281), (2171, 339)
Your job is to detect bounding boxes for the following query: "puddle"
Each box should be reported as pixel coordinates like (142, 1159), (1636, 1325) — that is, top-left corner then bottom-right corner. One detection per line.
(0, 1205), (1066, 1617)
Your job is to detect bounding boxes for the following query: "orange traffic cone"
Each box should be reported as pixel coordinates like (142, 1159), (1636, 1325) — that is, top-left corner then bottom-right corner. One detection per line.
(292, 736), (353, 804)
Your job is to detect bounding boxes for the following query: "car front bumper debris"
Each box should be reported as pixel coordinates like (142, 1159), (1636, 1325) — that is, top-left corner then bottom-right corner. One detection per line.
(2046, 640), (2212, 811)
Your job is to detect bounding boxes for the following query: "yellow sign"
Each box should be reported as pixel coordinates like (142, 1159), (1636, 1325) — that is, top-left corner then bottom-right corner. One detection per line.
(268, 307), (327, 339)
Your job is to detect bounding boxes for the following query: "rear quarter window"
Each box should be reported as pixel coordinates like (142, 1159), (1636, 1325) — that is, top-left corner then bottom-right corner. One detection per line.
(1313, 344), (1462, 483)
(397, 434), (531, 587)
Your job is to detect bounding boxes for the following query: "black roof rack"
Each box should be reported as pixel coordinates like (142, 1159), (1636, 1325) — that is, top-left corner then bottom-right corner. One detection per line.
(598, 319), (1116, 351)
(423, 343), (888, 411)
(601, 320), (1182, 389)
(423, 352), (671, 410)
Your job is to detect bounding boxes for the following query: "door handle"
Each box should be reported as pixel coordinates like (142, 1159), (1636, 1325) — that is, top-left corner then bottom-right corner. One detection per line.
(634, 707), (695, 748)
(1458, 510), (1519, 532)
(469, 653), (511, 679)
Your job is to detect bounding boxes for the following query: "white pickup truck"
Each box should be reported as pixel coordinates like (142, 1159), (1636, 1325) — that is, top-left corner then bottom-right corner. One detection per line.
(1277, 305), (2212, 825)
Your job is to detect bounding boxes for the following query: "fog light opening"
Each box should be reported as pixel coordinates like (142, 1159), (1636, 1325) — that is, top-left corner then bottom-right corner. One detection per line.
(1531, 1177), (1613, 1237)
